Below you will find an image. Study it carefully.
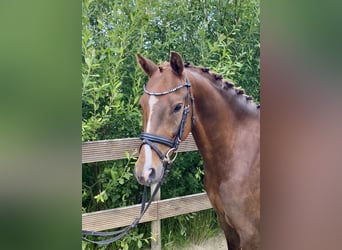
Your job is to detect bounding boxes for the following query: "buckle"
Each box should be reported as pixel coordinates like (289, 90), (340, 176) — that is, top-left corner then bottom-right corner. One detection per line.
(164, 148), (178, 164)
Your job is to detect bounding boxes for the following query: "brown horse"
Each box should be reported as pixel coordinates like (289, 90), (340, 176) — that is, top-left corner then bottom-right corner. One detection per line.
(134, 52), (260, 250)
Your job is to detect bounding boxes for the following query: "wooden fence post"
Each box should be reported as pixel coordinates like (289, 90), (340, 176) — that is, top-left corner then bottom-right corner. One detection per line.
(151, 183), (161, 250)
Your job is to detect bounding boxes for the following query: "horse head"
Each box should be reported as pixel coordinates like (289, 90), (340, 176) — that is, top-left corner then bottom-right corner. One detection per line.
(134, 52), (193, 186)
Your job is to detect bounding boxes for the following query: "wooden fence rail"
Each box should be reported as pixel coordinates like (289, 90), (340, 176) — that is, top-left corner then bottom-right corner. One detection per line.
(82, 192), (212, 231)
(82, 134), (198, 163)
(82, 134), (212, 249)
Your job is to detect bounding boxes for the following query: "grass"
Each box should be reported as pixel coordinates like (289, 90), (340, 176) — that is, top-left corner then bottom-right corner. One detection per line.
(161, 209), (222, 249)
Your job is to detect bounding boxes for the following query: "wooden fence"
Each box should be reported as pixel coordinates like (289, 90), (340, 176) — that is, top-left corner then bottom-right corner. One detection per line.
(82, 134), (212, 249)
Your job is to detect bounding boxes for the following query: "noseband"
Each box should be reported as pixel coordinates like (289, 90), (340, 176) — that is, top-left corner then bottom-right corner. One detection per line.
(140, 76), (193, 166)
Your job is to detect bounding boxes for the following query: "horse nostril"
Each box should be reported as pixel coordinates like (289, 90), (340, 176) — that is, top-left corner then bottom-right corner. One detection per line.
(149, 168), (155, 180)
(146, 168), (156, 185)
(141, 168), (156, 184)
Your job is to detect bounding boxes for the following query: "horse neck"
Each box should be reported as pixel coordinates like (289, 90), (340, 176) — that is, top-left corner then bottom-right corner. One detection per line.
(186, 68), (259, 164)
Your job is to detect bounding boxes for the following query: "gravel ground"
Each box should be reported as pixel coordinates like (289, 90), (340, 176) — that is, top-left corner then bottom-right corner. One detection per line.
(180, 232), (227, 250)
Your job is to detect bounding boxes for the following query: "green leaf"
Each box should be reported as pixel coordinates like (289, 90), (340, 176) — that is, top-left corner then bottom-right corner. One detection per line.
(123, 172), (133, 180)
(137, 240), (142, 248)
(110, 169), (116, 180)
(85, 57), (92, 69)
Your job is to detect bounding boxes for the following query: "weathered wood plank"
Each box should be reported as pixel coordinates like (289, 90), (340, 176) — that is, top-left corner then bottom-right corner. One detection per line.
(82, 133), (198, 163)
(151, 184), (161, 250)
(82, 192), (212, 231)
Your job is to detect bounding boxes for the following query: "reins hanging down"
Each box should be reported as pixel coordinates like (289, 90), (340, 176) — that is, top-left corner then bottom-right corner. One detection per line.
(82, 153), (175, 245)
(82, 182), (160, 245)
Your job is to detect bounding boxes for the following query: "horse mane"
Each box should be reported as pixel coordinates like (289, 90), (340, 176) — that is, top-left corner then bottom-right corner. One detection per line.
(184, 63), (260, 113)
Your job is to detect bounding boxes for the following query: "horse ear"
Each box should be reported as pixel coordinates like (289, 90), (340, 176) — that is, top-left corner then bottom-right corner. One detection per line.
(137, 53), (158, 77)
(170, 51), (184, 76)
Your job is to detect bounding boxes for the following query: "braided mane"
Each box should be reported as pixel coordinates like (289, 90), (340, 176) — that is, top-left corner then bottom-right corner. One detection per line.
(184, 63), (260, 111)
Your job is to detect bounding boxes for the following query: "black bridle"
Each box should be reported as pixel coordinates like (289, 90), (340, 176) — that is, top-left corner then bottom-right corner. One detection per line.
(82, 76), (193, 245)
(140, 76), (192, 165)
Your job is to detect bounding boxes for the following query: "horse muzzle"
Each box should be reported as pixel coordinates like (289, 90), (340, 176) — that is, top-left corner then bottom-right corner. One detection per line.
(134, 144), (165, 186)
(134, 167), (159, 186)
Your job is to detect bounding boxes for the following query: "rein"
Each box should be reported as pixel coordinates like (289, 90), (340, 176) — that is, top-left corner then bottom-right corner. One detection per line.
(82, 76), (193, 245)
(82, 182), (162, 245)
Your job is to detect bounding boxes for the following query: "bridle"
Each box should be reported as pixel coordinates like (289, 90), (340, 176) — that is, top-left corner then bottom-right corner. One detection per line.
(82, 75), (193, 245)
(140, 75), (193, 167)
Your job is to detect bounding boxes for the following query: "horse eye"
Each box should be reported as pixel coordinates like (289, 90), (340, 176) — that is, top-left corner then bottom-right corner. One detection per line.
(173, 103), (182, 113)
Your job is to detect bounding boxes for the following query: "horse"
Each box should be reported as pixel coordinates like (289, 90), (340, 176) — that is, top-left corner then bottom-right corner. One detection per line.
(134, 51), (260, 250)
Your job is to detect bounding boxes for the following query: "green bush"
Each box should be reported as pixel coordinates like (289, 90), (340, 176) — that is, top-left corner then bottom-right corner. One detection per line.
(82, 0), (259, 249)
